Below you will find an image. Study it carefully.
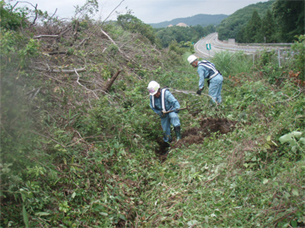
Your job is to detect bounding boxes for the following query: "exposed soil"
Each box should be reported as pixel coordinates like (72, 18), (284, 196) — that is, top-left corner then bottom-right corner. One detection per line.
(156, 116), (239, 162)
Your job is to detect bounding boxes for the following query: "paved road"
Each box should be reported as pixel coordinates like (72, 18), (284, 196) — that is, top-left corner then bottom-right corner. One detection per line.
(194, 32), (291, 59)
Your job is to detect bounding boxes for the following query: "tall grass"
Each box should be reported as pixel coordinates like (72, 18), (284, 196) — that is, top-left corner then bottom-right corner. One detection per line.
(212, 51), (253, 76)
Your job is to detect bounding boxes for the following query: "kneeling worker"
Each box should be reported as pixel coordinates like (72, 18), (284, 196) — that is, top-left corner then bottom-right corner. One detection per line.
(147, 81), (181, 143)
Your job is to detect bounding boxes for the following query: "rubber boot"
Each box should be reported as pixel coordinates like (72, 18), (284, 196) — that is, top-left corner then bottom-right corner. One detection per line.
(162, 141), (170, 156)
(163, 134), (172, 143)
(174, 126), (181, 141)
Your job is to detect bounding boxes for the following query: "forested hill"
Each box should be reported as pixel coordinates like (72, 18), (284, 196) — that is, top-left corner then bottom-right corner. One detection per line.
(150, 14), (228, 28)
(217, 0), (304, 42)
(216, 1), (274, 41)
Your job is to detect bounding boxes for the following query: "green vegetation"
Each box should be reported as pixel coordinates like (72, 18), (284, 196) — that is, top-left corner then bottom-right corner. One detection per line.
(156, 25), (215, 48)
(117, 14), (161, 47)
(1, 1), (304, 227)
(217, 1), (274, 42)
(272, 0), (305, 42)
(116, 13), (213, 49)
(217, 0), (304, 43)
(116, 14), (215, 49)
(0, 0), (27, 30)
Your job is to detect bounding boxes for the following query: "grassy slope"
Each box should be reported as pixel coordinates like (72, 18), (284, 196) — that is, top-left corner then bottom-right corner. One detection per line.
(135, 52), (305, 227)
(1, 19), (304, 228)
(142, 70), (304, 228)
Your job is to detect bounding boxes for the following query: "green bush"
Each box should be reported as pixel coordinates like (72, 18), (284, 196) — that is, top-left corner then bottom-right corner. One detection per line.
(291, 35), (305, 79)
(0, 1), (28, 30)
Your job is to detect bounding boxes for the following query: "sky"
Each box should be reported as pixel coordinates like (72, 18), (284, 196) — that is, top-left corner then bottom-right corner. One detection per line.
(11, 0), (269, 24)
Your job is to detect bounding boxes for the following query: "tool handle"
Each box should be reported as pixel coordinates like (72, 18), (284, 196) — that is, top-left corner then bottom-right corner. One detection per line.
(163, 107), (188, 114)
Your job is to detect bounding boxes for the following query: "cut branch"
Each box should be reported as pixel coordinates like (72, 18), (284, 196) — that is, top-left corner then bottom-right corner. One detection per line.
(34, 67), (86, 74)
(11, 1), (36, 11)
(33, 35), (59, 39)
(76, 38), (89, 48)
(48, 51), (68, 55)
(102, 0), (125, 24)
(103, 70), (122, 92)
(31, 4), (38, 25)
(100, 29), (132, 61)
(59, 27), (71, 36)
(74, 68), (100, 100)
(50, 8), (58, 19)
(101, 29), (124, 54)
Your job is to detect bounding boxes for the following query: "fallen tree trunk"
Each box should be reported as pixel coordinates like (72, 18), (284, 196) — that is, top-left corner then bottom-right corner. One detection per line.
(103, 70), (121, 92)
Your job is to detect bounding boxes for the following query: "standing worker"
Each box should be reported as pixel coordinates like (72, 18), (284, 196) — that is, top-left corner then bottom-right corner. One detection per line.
(187, 55), (223, 105)
(147, 81), (181, 144)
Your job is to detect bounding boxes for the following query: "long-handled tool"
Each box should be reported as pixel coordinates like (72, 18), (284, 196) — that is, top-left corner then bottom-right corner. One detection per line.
(162, 99), (207, 114)
(162, 107), (188, 114)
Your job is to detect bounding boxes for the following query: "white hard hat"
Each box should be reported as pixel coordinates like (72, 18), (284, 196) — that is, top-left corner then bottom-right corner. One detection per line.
(147, 81), (160, 96)
(187, 55), (197, 64)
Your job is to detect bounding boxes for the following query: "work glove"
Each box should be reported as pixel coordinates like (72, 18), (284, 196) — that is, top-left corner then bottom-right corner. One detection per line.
(196, 89), (202, 95)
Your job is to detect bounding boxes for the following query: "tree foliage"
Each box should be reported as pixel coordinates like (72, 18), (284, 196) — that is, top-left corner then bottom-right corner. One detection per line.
(117, 14), (160, 47)
(218, 0), (304, 43)
(156, 24), (215, 48)
(261, 9), (276, 43)
(291, 35), (305, 78)
(272, 0), (305, 42)
(0, 0), (28, 30)
(73, 0), (98, 19)
(245, 10), (262, 43)
(236, 9), (277, 43)
(217, 1), (274, 41)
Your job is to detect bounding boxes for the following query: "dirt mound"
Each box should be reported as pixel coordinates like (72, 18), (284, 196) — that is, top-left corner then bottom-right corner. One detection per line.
(156, 116), (238, 161)
(200, 117), (234, 134)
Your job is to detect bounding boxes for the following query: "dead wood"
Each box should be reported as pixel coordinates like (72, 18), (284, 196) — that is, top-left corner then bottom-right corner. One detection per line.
(59, 27), (72, 36)
(101, 29), (124, 54)
(76, 38), (89, 48)
(11, 1), (38, 25)
(75, 68), (100, 100)
(100, 29), (133, 62)
(103, 70), (122, 92)
(33, 35), (59, 39)
(34, 67), (86, 73)
(102, 0), (125, 24)
(47, 51), (67, 55)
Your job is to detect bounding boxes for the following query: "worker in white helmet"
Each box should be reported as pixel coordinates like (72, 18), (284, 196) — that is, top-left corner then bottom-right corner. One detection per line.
(187, 54), (223, 105)
(147, 81), (181, 145)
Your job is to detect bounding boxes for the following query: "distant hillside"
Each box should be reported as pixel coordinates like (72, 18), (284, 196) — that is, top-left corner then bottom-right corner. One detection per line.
(150, 14), (228, 28)
(217, 1), (275, 40)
